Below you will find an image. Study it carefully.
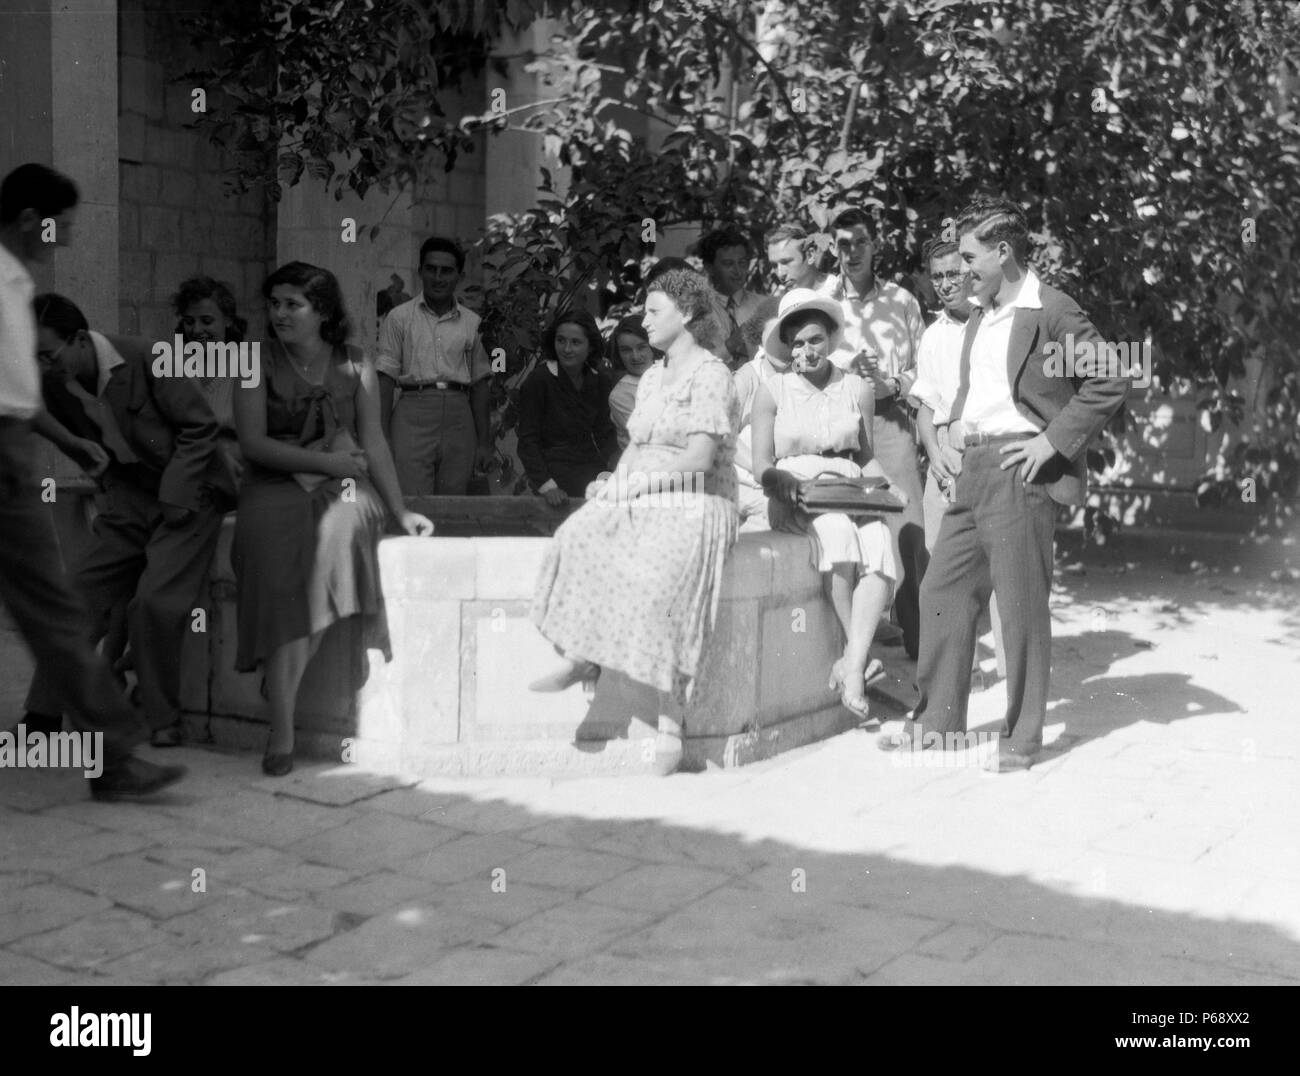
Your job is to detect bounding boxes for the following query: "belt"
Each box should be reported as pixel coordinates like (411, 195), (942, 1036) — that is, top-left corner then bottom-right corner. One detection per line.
(400, 380), (470, 393)
(819, 448), (856, 460)
(961, 431), (1033, 448)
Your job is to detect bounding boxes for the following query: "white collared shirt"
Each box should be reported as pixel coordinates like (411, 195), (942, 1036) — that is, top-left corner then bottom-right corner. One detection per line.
(961, 271), (1043, 436)
(910, 307), (970, 424)
(0, 241), (40, 418)
(818, 273), (924, 394)
(375, 295), (490, 386)
(89, 330), (127, 396)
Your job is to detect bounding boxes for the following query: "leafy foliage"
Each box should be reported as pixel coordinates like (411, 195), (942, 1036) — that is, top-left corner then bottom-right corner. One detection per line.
(185, 0), (1300, 526)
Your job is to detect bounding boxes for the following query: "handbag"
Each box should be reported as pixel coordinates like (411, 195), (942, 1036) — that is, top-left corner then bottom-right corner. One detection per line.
(795, 470), (905, 515)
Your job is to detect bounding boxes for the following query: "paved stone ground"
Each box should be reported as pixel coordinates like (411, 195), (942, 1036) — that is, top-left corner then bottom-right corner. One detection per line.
(1, 532), (1298, 985)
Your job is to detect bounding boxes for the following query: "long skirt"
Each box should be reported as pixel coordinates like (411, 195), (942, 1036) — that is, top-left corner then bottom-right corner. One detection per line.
(532, 491), (738, 706)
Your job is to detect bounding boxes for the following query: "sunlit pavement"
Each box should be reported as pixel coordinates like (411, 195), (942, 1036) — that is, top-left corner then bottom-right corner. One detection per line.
(2, 535), (1298, 985)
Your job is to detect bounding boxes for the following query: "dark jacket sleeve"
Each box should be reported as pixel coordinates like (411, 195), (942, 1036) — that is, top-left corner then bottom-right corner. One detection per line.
(122, 336), (221, 511)
(594, 371), (620, 469)
(1040, 292), (1130, 463)
(515, 368), (552, 490)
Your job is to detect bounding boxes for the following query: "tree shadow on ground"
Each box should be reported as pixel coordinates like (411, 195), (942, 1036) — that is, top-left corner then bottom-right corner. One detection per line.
(0, 756), (1296, 986)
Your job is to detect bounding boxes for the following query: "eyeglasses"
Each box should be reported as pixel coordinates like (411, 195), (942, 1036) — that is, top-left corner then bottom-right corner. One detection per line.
(36, 336), (73, 369)
(930, 270), (968, 286)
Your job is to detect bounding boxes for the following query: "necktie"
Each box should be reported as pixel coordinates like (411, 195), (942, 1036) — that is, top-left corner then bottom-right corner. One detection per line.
(64, 378), (138, 465)
(947, 304), (983, 424)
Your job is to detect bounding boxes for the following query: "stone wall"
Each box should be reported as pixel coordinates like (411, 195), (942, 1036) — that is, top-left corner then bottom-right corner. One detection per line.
(183, 524), (857, 777)
(117, 0), (275, 342)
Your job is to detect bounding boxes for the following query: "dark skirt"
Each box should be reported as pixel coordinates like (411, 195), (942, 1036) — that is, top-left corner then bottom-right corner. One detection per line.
(232, 471), (391, 672)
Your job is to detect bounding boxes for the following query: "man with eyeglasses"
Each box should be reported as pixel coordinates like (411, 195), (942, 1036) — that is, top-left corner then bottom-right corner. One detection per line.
(819, 206), (927, 660)
(0, 163), (186, 801)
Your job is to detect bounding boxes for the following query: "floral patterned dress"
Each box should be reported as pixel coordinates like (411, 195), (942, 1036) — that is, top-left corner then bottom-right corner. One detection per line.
(531, 356), (740, 704)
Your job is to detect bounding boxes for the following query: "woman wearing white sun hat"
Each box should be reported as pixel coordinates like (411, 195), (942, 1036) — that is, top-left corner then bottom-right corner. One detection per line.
(750, 288), (904, 720)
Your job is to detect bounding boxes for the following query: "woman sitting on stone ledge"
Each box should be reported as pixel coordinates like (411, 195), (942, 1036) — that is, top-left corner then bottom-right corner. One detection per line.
(528, 268), (740, 775)
(232, 261), (433, 778)
(750, 289), (901, 721)
(517, 309), (620, 507)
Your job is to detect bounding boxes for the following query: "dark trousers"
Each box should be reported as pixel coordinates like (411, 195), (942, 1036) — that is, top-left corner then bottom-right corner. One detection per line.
(0, 419), (146, 763)
(26, 478), (223, 732)
(391, 390), (476, 495)
(872, 406), (927, 657)
(910, 441), (1056, 753)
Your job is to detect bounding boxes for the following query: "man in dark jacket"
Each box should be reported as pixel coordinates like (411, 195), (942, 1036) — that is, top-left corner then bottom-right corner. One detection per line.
(880, 198), (1130, 771)
(26, 293), (225, 747)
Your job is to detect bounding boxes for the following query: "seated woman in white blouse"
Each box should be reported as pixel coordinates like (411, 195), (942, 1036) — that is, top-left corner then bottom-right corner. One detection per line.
(750, 290), (902, 720)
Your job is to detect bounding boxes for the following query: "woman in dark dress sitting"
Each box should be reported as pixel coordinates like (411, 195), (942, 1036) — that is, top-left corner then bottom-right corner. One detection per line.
(232, 262), (433, 777)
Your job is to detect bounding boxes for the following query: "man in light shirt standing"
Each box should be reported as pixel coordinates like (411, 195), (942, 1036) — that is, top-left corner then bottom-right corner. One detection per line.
(377, 236), (493, 495)
(909, 235), (1003, 680)
(881, 198), (1128, 771)
(0, 163), (184, 801)
(819, 207), (927, 659)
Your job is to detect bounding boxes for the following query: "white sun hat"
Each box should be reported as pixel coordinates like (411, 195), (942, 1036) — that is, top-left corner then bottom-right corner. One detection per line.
(761, 288), (845, 364)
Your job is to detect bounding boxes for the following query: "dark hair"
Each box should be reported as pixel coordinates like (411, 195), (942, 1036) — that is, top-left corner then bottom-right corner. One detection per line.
(33, 293), (89, 340)
(765, 222), (809, 247)
(1, 164), (79, 225)
(779, 309), (837, 346)
(953, 197), (1030, 263)
(741, 296), (782, 351)
(543, 308), (604, 369)
(922, 237), (959, 265)
(698, 227), (751, 265)
(645, 267), (720, 348)
(643, 256), (691, 291)
(829, 206), (877, 240)
(419, 235), (465, 274)
(262, 261), (351, 347)
(607, 314), (655, 370)
(171, 276), (247, 342)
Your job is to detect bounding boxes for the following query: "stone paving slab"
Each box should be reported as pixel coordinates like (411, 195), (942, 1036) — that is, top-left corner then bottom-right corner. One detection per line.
(2, 551), (1299, 985)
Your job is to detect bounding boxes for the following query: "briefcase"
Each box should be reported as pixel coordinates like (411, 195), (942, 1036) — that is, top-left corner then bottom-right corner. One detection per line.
(795, 472), (905, 515)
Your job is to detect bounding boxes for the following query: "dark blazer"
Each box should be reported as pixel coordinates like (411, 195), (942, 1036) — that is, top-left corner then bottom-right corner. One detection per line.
(43, 333), (221, 512)
(957, 282), (1129, 506)
(516, 360), (619, 490)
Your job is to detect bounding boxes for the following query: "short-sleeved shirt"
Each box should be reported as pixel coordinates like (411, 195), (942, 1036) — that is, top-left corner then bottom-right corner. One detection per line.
(910, 307), (968, 423)
(0, 242), (39, 419)
(626, 357), (739, 504)
(375, 296), (491, 387)
(819, 274), (925, 395)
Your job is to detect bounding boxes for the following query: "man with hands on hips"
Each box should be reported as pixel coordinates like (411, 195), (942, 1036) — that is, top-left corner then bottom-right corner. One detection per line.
(879, 198), (1128, 771)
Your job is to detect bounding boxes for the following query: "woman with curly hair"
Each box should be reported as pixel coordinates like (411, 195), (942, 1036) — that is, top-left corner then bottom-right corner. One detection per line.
(529, 268), (740, 775)
(232, 261), (433, 776)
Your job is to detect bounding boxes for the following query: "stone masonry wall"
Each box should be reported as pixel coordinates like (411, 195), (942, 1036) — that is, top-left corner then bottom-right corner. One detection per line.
(117, 0), (275, 342)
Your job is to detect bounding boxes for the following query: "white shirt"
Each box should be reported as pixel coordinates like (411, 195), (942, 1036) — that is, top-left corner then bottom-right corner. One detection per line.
(375, 296), (490, 386)
(89, 331), (127, 396)
(0, 241), (40, 419)
(960, 271), (1042, 436)
(909, 307), (969, 424)
(818, 274), (925, 395)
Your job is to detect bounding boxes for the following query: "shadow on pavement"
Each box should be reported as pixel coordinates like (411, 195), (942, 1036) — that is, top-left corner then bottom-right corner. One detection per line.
(0, 754), (1296, 986)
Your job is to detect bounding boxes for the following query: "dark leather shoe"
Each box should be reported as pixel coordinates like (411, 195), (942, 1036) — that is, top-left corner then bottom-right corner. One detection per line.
(90, 756), (186, 801)
(261, 752), (294, 777)
(150, 723), (184, 748)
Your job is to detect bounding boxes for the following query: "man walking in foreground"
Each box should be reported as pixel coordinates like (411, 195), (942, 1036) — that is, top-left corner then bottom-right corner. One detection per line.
(0, 162), (185, 801)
